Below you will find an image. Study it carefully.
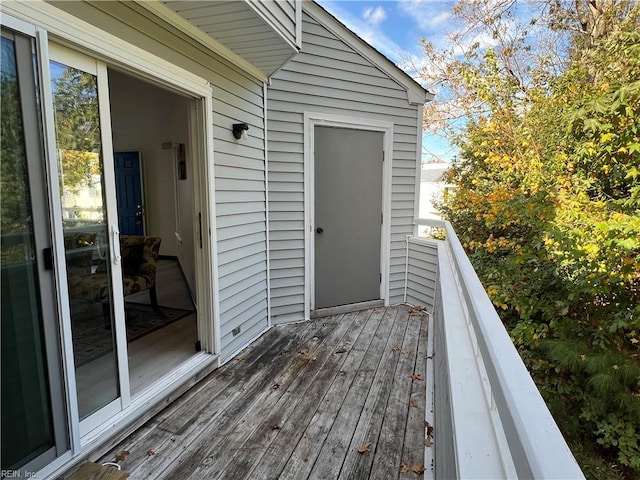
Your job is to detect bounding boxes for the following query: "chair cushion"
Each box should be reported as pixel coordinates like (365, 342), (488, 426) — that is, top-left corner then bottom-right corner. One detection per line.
(122, 244), (145, 276)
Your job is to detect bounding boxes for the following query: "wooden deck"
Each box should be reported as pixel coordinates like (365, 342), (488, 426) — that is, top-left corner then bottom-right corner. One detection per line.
(96, 306), (429, 479)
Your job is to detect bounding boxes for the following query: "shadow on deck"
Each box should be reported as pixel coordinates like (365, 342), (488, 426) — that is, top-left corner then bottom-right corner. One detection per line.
(96, 305), (429, 479)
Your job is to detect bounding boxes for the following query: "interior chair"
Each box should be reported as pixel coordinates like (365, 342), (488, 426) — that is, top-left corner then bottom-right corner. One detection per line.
(66, 235), (162, 325)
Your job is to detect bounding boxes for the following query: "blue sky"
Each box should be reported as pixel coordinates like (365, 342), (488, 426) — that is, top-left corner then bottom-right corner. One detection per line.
(316, 0), (459, 162)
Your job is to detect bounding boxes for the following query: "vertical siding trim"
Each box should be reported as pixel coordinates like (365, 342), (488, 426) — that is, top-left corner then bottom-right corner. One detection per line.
(413, 105), (424, 236)
(404, 235), (410, 303)
(205, 92), (222, 356)
(295, 0), (302, 48)
(264, 81), (272, 327)
(303, 111), (393, 313)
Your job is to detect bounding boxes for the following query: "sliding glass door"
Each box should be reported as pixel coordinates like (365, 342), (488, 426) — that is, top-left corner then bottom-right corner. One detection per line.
(1, 28), (67, 475)
(48, 44), (129, 429)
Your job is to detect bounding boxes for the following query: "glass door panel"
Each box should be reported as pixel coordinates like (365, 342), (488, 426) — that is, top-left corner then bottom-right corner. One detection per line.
(1, 31), (61, 474)
(49, 54), (120, 420)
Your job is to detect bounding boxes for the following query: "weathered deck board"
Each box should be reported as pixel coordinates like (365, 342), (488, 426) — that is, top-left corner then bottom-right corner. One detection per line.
(273, 308), (386, 480)
(400, 309), (430, 479)
(95, 306), (428, 479)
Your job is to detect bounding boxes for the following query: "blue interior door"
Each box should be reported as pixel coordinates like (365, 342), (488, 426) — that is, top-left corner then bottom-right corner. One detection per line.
(114, 151), (143, 235)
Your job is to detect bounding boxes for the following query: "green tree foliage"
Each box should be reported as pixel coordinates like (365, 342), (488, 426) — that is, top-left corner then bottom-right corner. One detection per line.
(423, 1), (640, 476)
(1, 37), (33, 263)
(51, 64), (103, 193)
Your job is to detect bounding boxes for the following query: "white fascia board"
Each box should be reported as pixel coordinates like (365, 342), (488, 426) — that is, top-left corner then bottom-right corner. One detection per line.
(135, 0), (268, 82)
(304, 2), (429, 105)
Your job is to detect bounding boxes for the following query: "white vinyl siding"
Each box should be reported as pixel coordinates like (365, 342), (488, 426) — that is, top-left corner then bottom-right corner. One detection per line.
(267, 11), (422, 324)
(48, 0), (269, 362)
(405, 238), (439, 311)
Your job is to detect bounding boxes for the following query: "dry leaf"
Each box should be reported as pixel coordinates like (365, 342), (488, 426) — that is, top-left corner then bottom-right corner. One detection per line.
(400, 463), (409, 473)
(426, 422), (434, 437)
(235, 356), (246, 362)
(424, 436), (433, 447)
(391, 345), (400, 352)
(411, 373), (424, 382)
(401, 348), (410, 357)
(115, 450), (130, 462)
(409, 397), (418, 407)
(357, 441), (373, 453)
(146, 450), (156, 456)
(412, 464), (425, 474)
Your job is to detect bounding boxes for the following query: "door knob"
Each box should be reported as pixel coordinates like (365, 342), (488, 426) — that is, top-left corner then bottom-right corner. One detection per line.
(316, 227), (324, 234)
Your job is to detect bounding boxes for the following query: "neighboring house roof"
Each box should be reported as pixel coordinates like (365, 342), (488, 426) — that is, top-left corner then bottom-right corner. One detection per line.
(421, 164), (450, 182)
(304, 1), (432, 105)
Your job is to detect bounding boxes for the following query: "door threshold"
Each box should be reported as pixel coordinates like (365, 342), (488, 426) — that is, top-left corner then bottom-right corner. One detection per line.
(311, 299), (384, 318)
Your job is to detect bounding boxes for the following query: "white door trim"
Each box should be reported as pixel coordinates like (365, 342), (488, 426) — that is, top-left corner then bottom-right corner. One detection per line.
(303, 112), (393, 320)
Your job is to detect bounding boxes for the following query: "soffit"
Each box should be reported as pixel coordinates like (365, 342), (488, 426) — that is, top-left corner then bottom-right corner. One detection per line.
(162, 1), (297, 78)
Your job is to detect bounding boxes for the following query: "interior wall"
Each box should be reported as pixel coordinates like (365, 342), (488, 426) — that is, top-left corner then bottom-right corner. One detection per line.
(108, 69), (194, 291)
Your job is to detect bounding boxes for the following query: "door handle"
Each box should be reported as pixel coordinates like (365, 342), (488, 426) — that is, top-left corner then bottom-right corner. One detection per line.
(112, 227), (121, 265)
(316, 227), (324, 234)
(43, 247), (54, 270)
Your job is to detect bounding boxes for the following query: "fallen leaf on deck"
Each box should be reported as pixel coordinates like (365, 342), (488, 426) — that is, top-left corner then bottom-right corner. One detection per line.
(425, 422), (434, 437)
(115, 450), (130, 462)
(401, 348), (410, 357)
(235, 356), (246, 362)
(146, 450), (156, 456)
(392, 345), (400, 352)
(425, 436), (433, 447)
(357, 441), (373, 453)
(411, 373), (424, 382)
(409, 397), (418, 407)
(400, 463), (409, 473)
(412, 464), (425, 474)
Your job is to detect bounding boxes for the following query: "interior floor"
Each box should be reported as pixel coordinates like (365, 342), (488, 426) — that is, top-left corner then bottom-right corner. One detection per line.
(76, 258), (197, 416)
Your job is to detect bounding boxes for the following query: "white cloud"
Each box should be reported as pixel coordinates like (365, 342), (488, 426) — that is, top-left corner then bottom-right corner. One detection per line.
(363, 6), (387, 26)
(316, 0), (404, 63)
(398, 0), (452, 31)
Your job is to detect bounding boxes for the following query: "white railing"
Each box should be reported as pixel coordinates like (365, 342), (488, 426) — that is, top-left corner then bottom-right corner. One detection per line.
(412, 218), (585, 479)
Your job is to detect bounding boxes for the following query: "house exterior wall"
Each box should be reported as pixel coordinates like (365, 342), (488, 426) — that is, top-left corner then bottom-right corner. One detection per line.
(405, 238), (439, 311)
(44, 0), (270, 361)
(267, 9), (423, 324)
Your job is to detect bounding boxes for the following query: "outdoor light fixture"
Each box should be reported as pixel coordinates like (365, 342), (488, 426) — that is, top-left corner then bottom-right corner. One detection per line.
(232, 123), (249, 139)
